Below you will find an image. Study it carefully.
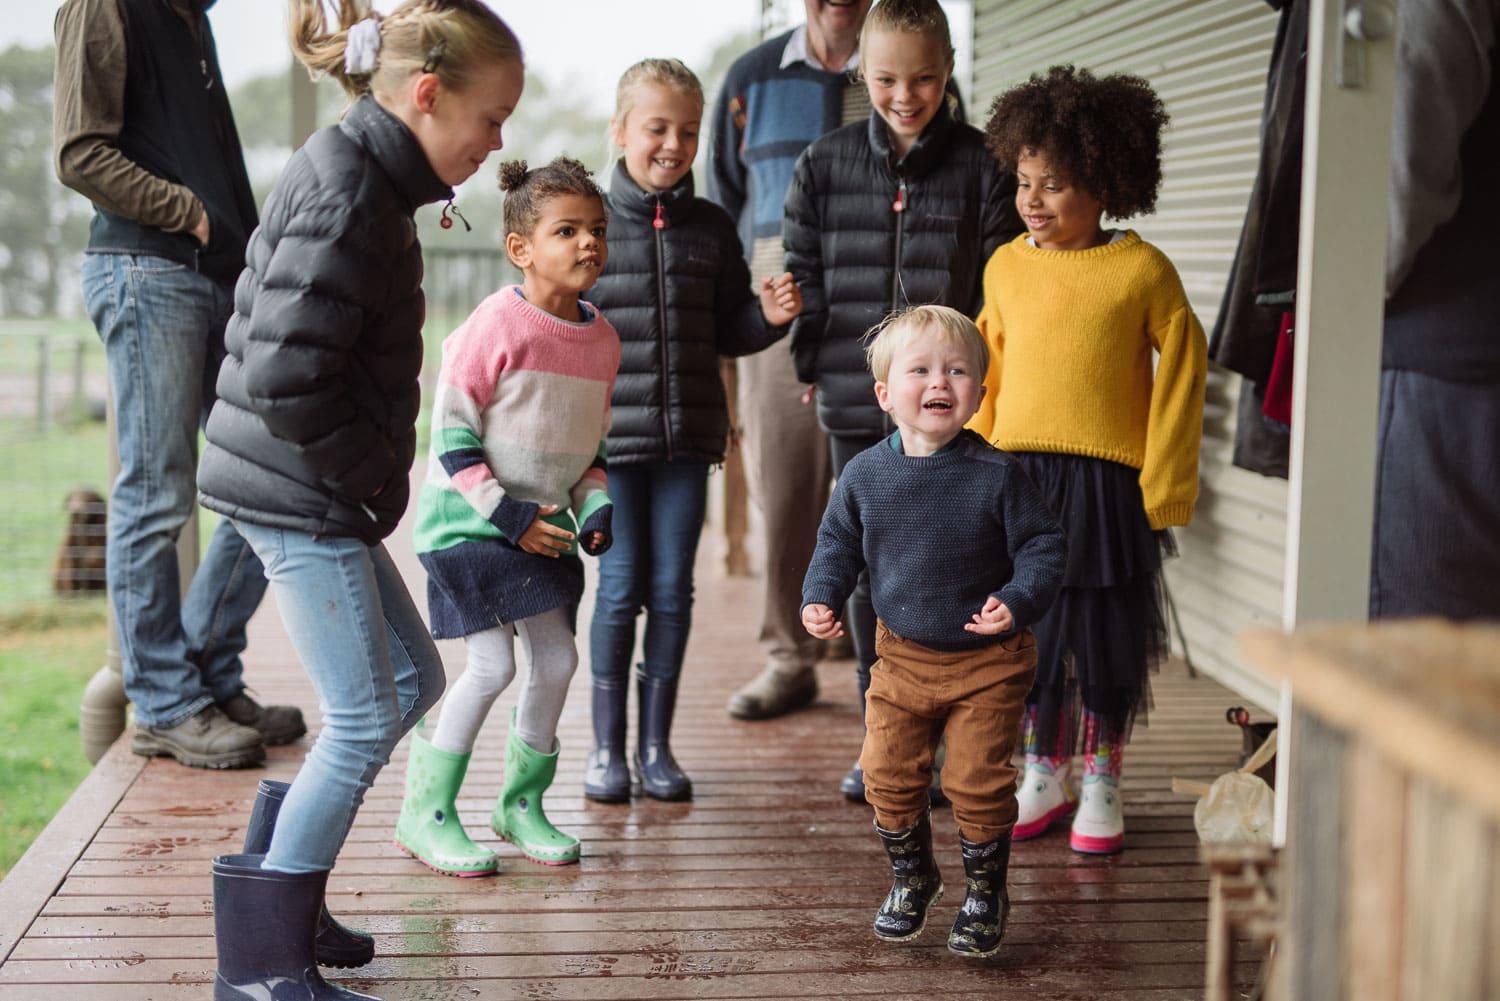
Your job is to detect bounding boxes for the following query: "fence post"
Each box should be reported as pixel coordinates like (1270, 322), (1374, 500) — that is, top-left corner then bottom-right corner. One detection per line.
(35, 335), (49, 431)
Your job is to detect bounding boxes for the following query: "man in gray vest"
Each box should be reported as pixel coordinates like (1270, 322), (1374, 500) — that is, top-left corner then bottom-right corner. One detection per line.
(54, 0), (304, 768)
(1373, 0), (1500, 619)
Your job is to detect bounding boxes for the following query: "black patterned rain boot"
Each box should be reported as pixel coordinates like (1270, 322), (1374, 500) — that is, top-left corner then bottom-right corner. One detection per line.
(947, 832), (1012, 958)
(242, 780), (375, 968)
(872, 811), (944, 941)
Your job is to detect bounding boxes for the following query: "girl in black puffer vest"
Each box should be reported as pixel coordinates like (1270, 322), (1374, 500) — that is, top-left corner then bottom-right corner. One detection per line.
(583, 58), (803, 805)
(783, 0), (1024, 799)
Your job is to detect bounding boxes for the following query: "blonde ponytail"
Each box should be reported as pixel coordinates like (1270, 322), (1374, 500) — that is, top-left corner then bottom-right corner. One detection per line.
(287, 0), (522, 103)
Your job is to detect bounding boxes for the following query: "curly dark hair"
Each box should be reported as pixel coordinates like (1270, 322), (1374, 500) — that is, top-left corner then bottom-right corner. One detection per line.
(983, 64), (1169, 220)
(497, 156), (604, 237)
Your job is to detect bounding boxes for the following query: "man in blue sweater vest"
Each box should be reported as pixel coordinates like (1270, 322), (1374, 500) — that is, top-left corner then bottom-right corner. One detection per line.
(801, 305), (1065, 958)
(707, 1), (872, 726)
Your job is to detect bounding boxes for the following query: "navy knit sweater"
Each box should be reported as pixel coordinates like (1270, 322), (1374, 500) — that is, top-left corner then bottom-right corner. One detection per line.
(802, 430), (1067, 651)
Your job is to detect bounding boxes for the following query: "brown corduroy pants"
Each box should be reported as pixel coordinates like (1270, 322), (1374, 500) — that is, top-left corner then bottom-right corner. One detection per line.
(860, 621), (1037, 842)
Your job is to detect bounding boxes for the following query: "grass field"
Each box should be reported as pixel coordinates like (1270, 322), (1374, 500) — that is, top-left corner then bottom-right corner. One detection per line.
(0, 598), (110, 877)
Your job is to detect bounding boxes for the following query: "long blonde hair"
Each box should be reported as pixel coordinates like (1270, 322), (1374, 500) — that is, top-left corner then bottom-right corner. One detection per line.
(288, 0), (522, 103)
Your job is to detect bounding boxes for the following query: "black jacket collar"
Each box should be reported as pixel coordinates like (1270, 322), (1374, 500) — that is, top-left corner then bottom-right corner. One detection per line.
(609, 158), (695, 228)
(340, 96), (454, 211)
(867, 98), (956, 178)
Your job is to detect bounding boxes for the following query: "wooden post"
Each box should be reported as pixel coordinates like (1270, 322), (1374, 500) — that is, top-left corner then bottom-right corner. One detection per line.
(719, 358), (750, 577)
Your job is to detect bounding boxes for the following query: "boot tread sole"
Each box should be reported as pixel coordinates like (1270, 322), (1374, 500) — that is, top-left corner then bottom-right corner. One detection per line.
(393, 839), (497, 877)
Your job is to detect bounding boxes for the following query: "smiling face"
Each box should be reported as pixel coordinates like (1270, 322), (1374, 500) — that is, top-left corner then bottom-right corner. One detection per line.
(507, 192), (609, 303)
(410, 59), (526, 187)
(1015, 148), (1106, 252)
(612, 81), (701, 193)
(874, 325), (986, 455)
(862, 28), (951, 157)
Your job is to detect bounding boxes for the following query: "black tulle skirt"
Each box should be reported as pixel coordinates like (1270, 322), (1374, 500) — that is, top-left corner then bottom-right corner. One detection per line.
(1013, 452), (1175, 753)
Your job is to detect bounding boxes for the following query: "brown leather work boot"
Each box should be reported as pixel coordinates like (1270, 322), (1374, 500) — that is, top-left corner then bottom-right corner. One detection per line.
(220, 692), (308, 746)
(726, 664), (818, 720)
(131, 704), (265, 769)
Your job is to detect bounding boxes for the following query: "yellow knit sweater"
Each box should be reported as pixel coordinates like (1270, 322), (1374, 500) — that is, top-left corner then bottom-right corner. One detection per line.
(967, 231), (1207, 530)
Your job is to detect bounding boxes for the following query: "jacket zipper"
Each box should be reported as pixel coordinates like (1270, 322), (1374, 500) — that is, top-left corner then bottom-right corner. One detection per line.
(890, 178), (907, 311)
(653, 198), (676, 461)
(886, 178), (908, 436)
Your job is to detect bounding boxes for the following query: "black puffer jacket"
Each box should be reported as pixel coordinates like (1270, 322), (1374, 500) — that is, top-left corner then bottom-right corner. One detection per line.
(784, 103), (1023, 437)
(198, 96), (452, 544)
(589, 160), (786, 466)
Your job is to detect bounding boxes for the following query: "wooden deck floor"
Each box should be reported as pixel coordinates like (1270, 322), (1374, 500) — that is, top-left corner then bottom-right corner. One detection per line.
(0, 520), (1265, 999)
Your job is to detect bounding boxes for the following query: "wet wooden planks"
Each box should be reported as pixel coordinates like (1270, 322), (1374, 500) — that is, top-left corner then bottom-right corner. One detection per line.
(0, 536), (1267, 999)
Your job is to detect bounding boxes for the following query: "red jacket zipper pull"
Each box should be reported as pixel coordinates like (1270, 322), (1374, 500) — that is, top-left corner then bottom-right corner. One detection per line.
(893, 182), (906, 213)
(653, 200), (665, 229)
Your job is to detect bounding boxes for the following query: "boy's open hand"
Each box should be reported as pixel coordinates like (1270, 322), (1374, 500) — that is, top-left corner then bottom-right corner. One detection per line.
(802, 602), (844, 639)
(964, 596), (1015, 635)
(518, 504), (573, 557)
(759, 271), (802, 326)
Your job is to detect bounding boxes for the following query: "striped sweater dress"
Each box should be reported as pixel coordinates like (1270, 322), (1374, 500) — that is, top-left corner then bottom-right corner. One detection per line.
(413, 286), (621, 638)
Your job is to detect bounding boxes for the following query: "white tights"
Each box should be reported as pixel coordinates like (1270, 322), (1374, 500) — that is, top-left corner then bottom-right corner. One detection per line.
(429, 608), (579, 755)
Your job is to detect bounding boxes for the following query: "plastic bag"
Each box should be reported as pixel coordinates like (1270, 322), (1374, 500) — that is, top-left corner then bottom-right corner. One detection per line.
(1173, 726), (1277, 845)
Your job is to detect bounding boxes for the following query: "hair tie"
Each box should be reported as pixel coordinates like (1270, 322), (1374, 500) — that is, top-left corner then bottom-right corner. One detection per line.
(345, 18), (382, 75)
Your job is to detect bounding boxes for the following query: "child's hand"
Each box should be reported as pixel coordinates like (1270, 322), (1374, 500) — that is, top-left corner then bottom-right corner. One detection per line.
(802, 602), (844, 639)
(518, 504), (573, 557)
(581, 530), (610, 556)
(964, 596), (1015, 635)
(759, 272), (802, 326)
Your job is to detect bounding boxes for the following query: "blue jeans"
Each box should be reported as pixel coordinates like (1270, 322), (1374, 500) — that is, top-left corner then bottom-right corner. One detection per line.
(81, 253), (268, 727)
(589, 462), (710, 684)
(234, 522), (445, 873)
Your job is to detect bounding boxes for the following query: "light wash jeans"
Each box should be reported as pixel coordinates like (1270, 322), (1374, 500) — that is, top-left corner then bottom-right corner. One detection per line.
(234, 522), (445, 873)
(81, 252), (267, 727)
(589, 462), (709, 684)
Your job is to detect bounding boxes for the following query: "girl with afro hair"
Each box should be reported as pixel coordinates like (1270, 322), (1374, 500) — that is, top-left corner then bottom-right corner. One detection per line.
(967, 65), (1207, 855)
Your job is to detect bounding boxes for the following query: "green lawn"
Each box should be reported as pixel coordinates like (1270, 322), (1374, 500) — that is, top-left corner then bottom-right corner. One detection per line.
(0, 598), (110, 877)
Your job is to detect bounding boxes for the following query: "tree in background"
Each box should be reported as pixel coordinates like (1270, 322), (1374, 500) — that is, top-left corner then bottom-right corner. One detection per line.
(0, 44), (91, 317)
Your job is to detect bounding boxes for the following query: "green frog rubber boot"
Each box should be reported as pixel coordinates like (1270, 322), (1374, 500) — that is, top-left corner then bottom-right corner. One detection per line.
(393, 731), (498, 877)
(491, 713), (580, 866)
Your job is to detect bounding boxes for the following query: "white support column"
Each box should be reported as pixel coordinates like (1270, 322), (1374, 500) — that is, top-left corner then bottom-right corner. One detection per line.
(1283, 0), (1397, 629)
(1276, 0), (1399, 863)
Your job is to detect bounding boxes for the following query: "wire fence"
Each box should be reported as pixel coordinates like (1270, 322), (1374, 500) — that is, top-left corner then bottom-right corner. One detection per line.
(0, 319), (111, 616)
(0, 247), (515, 620)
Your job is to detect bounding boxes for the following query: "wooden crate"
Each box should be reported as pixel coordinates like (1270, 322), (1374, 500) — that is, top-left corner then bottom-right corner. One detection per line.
(1242, 620), (1500, 1001)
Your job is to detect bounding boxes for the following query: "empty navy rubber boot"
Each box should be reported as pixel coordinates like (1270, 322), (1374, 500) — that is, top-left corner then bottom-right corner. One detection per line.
(841, 670), (871, 802)
(212, 853), (379, 1001)
(583, 676), (631, 803)
(243, 780), (375, 968)
(873, 811), (944, 942)
(948, 833), (1012, 958)
(635, 667), (692, 801)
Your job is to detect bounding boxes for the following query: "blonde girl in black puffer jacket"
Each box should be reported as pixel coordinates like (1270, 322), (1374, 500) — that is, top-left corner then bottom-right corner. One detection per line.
(583, 58), (803, 805)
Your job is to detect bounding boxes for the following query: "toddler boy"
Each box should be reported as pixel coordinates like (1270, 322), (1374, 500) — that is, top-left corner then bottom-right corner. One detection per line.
(802, 304), (1066, 957)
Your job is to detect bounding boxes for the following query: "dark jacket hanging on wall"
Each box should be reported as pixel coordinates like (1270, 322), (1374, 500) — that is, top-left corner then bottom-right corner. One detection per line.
(1210, 0), (1307, 478)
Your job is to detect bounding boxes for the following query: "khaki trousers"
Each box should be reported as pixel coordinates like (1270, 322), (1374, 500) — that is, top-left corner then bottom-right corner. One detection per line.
(736, 345), (831, 674)
(861, 622), (1037, 842)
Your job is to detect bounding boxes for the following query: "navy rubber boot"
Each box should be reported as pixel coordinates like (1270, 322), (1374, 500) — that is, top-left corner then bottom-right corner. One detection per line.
(243, 780), (375, 968)
(212, 853), (379, 1001)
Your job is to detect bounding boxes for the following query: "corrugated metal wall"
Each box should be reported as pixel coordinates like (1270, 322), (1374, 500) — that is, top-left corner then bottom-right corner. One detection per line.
(972, 0), (1284, 709)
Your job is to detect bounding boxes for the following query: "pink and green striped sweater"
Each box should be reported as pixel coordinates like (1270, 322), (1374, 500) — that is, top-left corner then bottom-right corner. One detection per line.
(413, 286), (621, 558)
